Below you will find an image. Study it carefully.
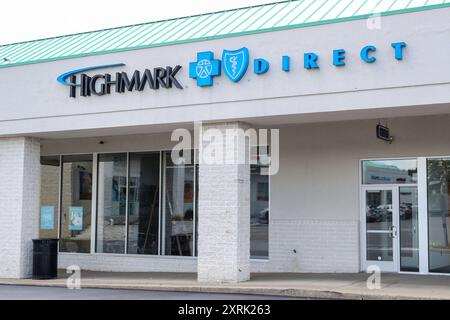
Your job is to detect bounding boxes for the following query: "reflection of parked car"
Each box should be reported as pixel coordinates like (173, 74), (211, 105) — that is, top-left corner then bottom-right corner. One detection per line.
(367, 204), (392, 222)
(258, 208), (269, 224)
(377, 204), (392, 222)
(366, 206), (382, 222)
(400, 204), (414, 220)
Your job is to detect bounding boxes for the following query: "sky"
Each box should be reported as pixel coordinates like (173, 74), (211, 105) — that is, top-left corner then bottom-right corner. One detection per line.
(0, 0), (278, 45)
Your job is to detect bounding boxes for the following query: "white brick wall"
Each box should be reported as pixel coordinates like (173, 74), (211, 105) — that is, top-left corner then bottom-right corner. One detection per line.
(197, 122), (251, 282)
(59, 254), (197, 272)
(0, 137), (40, 278)
(251, 219), (360, 273)
(57, 219), (359, 274)
(0, 136), (360, 277)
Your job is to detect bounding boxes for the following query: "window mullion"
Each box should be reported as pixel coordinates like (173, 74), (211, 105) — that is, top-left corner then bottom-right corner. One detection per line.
(90, 153), (98, 254)
(124, 152), (130, 254)
(193, 152), (197, 257)
(158, 151), (164, 256)
(57, 155), (63, 251)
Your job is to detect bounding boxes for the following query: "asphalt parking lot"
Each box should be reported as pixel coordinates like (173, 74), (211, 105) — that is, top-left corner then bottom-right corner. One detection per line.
(0, 285), (302, 300)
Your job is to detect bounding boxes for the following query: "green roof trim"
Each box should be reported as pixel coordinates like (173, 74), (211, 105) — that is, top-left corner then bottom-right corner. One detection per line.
(1, 0), (449, 68)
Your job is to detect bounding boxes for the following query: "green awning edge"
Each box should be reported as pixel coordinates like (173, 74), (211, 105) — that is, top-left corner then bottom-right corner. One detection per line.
(0, 2), (449, 69)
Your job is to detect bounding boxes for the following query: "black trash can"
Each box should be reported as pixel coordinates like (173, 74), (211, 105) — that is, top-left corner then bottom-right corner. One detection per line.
(32, 239), (59, 280)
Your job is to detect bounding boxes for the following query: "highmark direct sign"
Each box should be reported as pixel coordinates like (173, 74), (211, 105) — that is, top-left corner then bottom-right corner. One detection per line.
(57, 42), (407, 98)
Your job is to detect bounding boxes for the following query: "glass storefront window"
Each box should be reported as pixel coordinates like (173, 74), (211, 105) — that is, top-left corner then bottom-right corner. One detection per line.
(60, 155), (93, 253)
(39, 156), (60, 239)
(427, 159), (450, 273)
(162, 151), (196, 256)
(399, 187), (419, 272)
(362, 159), (417, 185)
(251, 165), (269, 259)
(127, 152), (160, 255)
(42, 149), (267, 259)
(96, 153), (127, 254)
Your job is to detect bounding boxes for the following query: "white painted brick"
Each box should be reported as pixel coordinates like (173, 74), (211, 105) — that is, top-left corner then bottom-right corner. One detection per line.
(197, 122), (250, 283)
(251, 219), (360, 273)
(0, 134), (360, 277)
(58, 254), (197, 272)
(57, 218), (359, 274)
(0, 137), (40, 278)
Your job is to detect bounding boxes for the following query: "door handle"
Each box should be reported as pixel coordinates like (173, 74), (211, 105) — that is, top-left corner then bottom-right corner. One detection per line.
(389, 226), (398, 238)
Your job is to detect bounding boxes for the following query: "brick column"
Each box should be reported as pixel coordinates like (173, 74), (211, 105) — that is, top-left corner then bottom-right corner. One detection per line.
(0, 137), (40, 278)
(197, 122), (250, 283)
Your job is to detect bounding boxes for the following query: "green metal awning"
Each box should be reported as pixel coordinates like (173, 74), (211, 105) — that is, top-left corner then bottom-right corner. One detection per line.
(1, 0), (449, 68)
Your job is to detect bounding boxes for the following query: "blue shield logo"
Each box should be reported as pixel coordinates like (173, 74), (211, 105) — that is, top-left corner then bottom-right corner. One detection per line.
(222, 47), (249, 83)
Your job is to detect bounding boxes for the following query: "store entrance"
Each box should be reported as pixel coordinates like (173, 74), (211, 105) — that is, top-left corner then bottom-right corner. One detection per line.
(361, 185), (419, 273)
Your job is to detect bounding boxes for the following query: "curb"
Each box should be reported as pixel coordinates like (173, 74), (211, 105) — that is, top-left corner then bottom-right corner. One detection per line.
(0, 280), (440, 300)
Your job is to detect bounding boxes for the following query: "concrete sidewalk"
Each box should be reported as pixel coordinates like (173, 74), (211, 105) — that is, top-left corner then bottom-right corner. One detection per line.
(0, 271), (449, 300)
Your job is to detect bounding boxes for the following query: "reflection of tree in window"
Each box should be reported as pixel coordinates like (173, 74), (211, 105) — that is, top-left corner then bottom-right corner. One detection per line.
(427, 159), (450, 273)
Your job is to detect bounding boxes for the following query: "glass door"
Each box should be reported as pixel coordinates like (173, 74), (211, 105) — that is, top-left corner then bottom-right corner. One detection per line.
(399, 186), (419, 272)
(362, 186), (399, 272)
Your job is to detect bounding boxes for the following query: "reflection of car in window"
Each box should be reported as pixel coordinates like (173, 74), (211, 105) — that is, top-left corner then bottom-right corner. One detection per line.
(400, 204), (414, 220)
(367, 204), (392, 222)
(376, 204), (392, 222)
(258, 208), (269, 224)
(366, 206), (381, 222)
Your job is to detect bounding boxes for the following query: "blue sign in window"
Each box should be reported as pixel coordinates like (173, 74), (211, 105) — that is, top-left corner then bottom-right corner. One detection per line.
(69, 207), (83, 231)
(40, 206), (55, 230)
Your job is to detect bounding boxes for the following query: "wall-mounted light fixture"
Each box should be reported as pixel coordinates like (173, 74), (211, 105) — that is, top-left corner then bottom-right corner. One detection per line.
(376, 121), (393, 144)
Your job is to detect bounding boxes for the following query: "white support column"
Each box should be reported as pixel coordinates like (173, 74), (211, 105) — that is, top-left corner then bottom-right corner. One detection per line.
(197, 122), (251, 283)
(0, 137), (40, 278)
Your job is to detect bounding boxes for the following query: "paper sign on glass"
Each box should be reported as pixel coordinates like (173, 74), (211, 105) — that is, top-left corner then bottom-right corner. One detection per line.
(69, 207), (83, 231)
(40, 206), (54, 230)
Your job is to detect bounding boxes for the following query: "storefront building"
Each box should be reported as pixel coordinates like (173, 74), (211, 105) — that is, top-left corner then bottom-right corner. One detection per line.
(1, 0), (450, 282)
